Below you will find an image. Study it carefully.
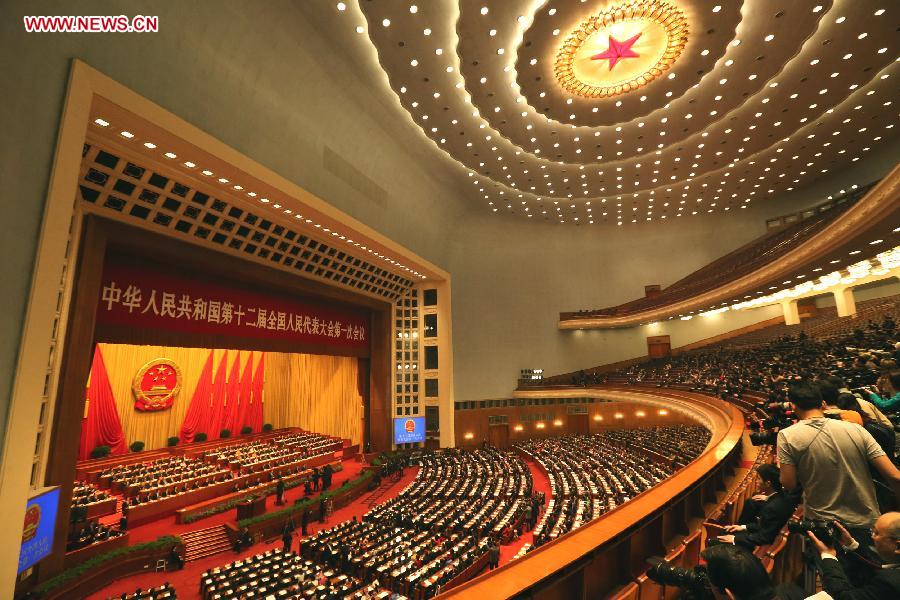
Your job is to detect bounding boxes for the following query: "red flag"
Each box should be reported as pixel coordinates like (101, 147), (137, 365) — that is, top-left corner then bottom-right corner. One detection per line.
(179, 351), (214, 443)
(249, 352), (266, 432)
(235, 353), (254, 432)
(205, 351), (228, 439)
(222, 352), (242, 433)
(79, 346), (127, 460)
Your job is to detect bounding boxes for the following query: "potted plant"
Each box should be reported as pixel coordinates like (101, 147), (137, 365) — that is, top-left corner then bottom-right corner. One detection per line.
(89, 445), (111, 459)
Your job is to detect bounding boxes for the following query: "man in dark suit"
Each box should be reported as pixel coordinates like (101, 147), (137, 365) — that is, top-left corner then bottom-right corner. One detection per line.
(808, 512), (900, 599)
(718, 464), (799, 549)
(276, 477), (286, 505)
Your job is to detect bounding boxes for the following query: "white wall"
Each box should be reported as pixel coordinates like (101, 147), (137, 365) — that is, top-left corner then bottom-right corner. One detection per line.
(447, 209), (788, 399)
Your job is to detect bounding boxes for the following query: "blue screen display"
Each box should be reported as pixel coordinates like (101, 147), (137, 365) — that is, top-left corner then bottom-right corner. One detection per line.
(393, 416), (426, 444)
(19, 487), (60, 573)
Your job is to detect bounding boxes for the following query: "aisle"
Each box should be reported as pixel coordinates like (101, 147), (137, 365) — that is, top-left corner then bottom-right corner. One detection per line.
(498, 458), (552, 565)
(108, 459), (366, 545)
(87, 460), (419, 600)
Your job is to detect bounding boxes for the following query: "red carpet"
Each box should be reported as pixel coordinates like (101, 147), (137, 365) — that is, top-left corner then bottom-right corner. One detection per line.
(499, 458), (551, 565)
(87, 458), (418, 600)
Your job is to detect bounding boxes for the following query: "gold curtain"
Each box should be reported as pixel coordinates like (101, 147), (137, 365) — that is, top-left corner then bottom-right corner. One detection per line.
(263, 352), (362, 446)
(95, 343), (361, 451)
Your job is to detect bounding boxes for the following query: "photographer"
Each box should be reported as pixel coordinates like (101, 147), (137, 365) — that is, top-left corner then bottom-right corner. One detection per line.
(807, 512), (900, 599)
(821, 375), (892, 429)
(777, 380), (900, 544)
(718, 464), (799, 550)
(648, 544), (802, 600)
(703, 544), (784, 600)
(868, 370), (900, 413)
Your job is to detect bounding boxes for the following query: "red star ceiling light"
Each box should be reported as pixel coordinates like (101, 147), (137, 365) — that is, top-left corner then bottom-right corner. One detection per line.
(591, 32), (643, 70)
(555, 1), (688, 99)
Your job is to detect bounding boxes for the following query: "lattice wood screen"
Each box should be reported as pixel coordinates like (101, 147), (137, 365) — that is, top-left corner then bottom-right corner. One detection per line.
(78, 143), (414, 301)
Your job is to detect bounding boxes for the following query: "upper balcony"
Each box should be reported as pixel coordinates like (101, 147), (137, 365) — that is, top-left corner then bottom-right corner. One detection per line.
(560, 166), (900, 329)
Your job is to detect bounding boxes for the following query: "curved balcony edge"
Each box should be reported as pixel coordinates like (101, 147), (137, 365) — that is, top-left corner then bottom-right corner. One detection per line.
(438, 385), (745, 599)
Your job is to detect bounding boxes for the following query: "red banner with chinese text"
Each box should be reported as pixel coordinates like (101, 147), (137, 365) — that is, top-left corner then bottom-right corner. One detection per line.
(96, 258), (369, 350)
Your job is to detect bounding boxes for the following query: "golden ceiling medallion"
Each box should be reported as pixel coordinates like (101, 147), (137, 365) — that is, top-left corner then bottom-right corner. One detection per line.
(554, 1), (688, 99)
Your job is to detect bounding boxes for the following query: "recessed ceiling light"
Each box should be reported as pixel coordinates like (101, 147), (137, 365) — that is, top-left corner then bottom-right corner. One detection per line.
(712, 5), (721, 12)
(93, 118), (109, 127)
(764, 34), (775, 41)
(336, 2), (346, 10)
(480, 6), (488, 15)
(409, 5), (417, 13)
(355, 26), (364, 33)
(120, 131), (134, 138)
(183, 161), (195, 168)
(143, 142), (156, 149)
(201, 170), (213, 176)
(382, 18), (390, 27)
(164, 152), (177, 159)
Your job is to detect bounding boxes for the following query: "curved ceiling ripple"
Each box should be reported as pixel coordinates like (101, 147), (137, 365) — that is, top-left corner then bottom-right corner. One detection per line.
(351, 0), (898, 225)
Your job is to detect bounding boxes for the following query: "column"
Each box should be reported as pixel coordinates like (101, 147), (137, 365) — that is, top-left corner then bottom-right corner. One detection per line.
(781, 299), (800, 326)
(833, 287), (857, 317)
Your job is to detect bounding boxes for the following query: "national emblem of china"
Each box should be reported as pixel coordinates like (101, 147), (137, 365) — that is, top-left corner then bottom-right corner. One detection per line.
(404, 419), (416, 434)
(22, 504), (40, 543)
(133, 359), (181, 412)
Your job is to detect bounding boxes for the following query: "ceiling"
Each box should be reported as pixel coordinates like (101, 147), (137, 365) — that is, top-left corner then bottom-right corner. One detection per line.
(300, 0), (898, 226)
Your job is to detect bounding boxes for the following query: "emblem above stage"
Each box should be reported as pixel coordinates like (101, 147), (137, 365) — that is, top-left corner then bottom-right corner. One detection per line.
(133, 358), (182, 412)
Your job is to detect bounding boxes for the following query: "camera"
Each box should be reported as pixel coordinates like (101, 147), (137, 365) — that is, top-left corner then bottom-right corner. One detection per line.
(749, 430), (778, 446)
(787, 519), (836, 546)
(646, 556), (713, 599)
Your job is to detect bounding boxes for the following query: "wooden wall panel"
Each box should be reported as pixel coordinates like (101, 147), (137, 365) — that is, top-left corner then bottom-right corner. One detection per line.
(455, 401), (699, 448)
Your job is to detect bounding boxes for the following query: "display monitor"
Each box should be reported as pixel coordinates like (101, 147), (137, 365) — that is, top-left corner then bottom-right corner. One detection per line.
(393, 416), (426, 444)
(19, 486), (60, 573)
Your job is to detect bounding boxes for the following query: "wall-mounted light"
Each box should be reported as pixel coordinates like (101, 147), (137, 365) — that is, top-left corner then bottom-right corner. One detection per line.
(636, 411), (646, 417)
(463, 432), (474, 440)
(514, 424), (524, 432)
(553, 419), (563, 427)
(536, 422), (546, 429)
(614, 413), (624, 419)
(593, 415), (603, 421)
(658, 409), (669, 415)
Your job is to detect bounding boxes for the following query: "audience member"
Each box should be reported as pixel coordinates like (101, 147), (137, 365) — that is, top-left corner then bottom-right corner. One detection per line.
(719, 464), (799, 550)
(809, 513), (900, 599)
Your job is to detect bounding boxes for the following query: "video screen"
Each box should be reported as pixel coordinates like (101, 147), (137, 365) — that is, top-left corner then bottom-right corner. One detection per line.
(19, 487), (60, 573)
(393, 416), (426, 444)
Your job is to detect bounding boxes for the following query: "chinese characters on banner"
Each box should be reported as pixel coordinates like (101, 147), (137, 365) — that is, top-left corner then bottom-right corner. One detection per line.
(96, 258), (369, 350)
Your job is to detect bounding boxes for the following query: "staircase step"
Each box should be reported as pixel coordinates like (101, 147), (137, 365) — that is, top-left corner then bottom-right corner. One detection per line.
(183, 525), (232, 561)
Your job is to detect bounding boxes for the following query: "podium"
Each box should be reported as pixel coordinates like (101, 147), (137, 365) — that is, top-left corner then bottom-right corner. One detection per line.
(236, 496), (266, 521)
